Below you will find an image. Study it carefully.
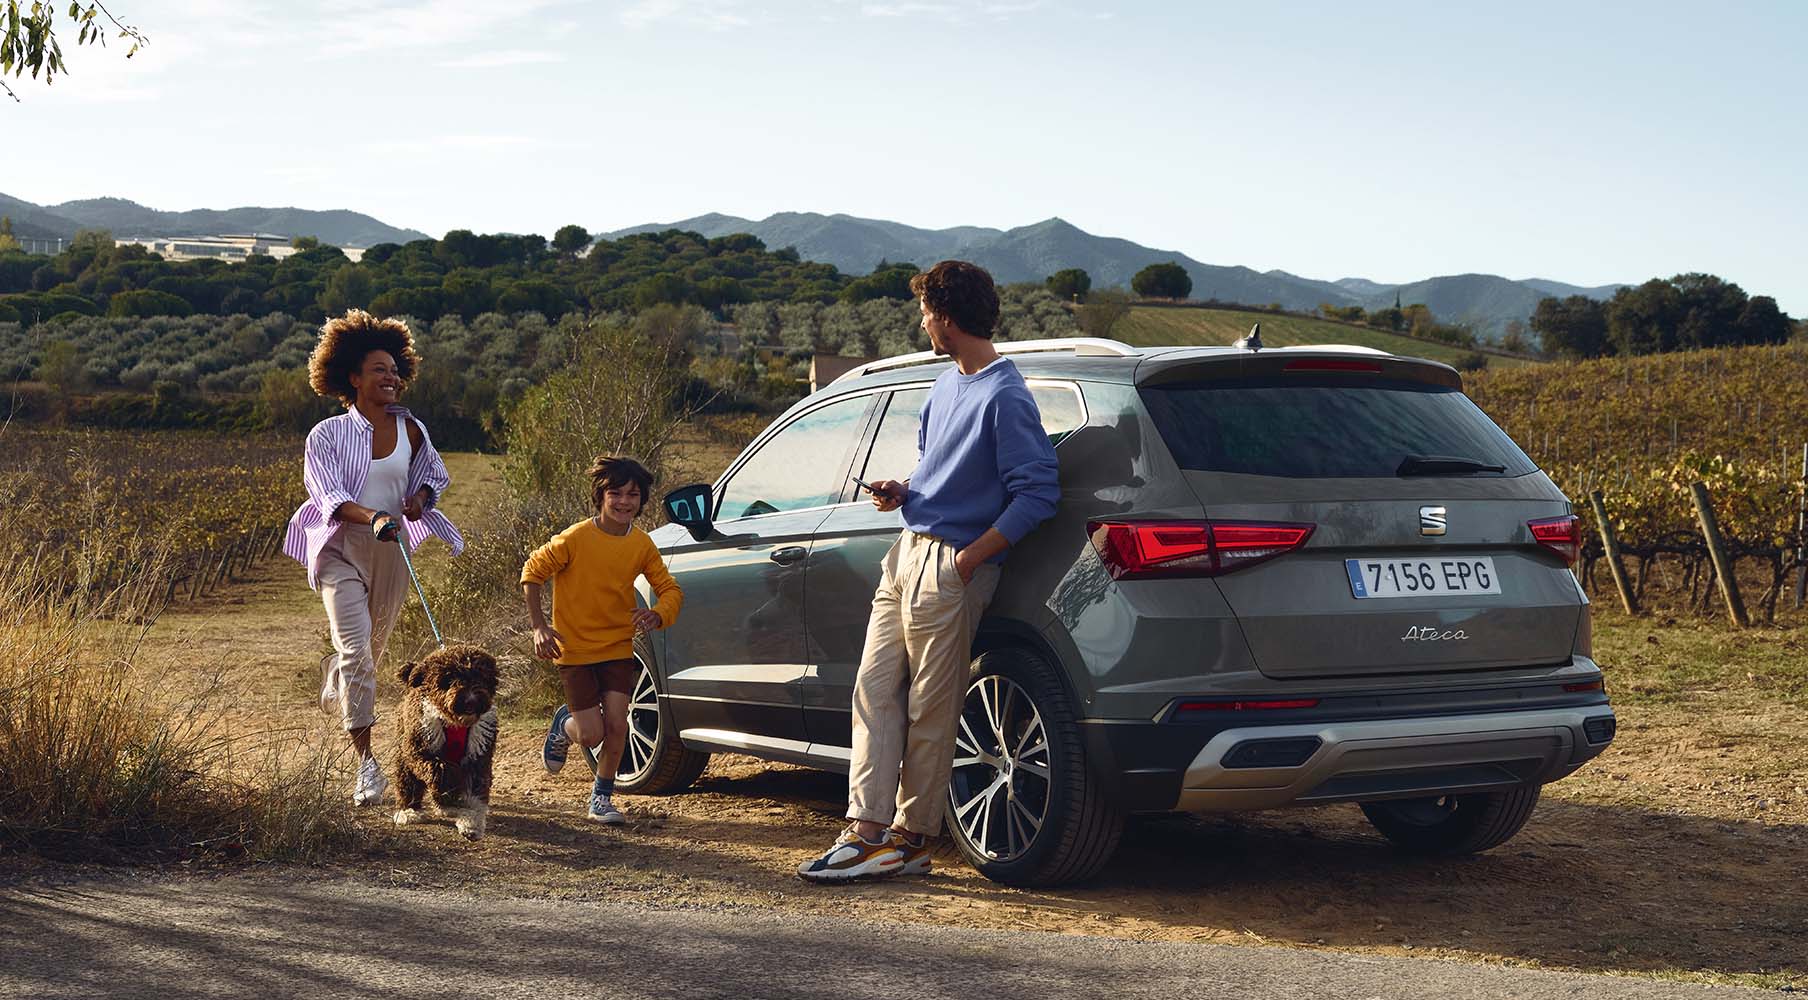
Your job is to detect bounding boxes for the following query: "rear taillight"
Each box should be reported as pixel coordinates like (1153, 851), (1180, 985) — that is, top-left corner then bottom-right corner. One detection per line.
(1088, 520), (1315, 580)
(1528, 515), (1581, 566)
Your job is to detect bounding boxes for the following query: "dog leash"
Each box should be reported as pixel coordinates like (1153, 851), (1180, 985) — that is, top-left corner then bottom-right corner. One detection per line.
(381, 516), (445, 649)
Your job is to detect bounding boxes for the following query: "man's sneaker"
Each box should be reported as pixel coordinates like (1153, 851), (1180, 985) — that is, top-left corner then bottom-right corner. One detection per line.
(796, 824), (904, 883)
(352, 756), (388, 807)
(587, 793), (625, 826)
(543, 705), (572, 774)
(891, 830), (933, 876)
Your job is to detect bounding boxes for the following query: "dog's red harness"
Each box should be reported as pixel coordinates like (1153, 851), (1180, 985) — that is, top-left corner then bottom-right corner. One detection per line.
(441, 724), (470, 764)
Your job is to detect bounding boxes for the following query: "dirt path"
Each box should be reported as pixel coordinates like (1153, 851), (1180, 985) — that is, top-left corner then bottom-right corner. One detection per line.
(67, 554), (1808, 991)
(2, 877), (1771, 1000)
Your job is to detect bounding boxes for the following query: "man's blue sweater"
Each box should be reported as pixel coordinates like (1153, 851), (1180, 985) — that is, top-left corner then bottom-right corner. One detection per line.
(903, 358), (1060, 559)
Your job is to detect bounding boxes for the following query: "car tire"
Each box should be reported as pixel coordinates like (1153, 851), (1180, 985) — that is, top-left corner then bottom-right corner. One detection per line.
(1359, 784), (1542, 856)
(606, 656), (710, 795)
(946, 647), (1124, 887)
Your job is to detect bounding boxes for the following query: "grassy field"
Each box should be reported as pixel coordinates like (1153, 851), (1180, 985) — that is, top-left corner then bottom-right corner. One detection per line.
(1112, 305), (1538, 368)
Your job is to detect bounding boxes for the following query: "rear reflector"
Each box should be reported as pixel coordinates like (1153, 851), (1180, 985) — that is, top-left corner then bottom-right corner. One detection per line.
(1562, 679), (1604, 693)
(1176, 698), (1321, 712)
(1583, 716), (1617, 744)
(1089, 520), (1314, 580)
(1528, 514), (1581, 566)
(1282, 358), (1384, 373)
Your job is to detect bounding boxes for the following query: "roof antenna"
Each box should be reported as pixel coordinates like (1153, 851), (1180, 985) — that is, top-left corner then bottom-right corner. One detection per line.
(1234, 323), (1262, 351)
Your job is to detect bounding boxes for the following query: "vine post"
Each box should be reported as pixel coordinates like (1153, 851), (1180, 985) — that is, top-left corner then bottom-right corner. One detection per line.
(1690, 481), (1749, 627)
(1588, 490), (1638, 614)
(1795, 442), (1806, 610)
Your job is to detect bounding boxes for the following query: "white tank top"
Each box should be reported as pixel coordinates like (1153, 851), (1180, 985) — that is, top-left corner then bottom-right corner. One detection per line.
(356, 414), (412, 515)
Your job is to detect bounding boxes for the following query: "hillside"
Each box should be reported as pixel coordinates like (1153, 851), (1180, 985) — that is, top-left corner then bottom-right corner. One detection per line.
(607, 212), (1625, 337)
(0, 193), (429, 247)
(1110, 305), (1537, 368)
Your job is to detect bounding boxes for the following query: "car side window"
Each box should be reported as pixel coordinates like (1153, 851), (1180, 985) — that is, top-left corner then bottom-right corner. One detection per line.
(717, 394), (872, 520)
(1029, 382), (1085, 445)
(860, 387), (930, 483)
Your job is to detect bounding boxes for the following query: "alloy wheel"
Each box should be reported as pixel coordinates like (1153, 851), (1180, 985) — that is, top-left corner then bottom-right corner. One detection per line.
(949, 674), (1052, 862)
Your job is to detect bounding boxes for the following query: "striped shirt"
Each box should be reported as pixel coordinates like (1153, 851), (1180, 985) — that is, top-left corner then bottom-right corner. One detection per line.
(283, 405), (465, 589)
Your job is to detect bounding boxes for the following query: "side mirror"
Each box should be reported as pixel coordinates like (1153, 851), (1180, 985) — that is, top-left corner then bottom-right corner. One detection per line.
(663, 483), (715, 541)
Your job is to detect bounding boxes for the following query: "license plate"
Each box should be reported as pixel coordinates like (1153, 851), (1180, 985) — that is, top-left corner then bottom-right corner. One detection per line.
(1345, 557), (1501, 599)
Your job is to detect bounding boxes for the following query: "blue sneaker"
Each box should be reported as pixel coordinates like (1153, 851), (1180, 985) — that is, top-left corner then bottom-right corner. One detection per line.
(587, 793), (625, 826)
(543, 705), (572, 774)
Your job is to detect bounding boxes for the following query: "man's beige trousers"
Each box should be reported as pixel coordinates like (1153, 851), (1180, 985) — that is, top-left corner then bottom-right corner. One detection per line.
(846, 530), (1001, 836)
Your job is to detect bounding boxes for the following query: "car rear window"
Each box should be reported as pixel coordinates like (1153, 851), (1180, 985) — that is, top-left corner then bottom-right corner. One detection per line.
(1139, 378), (1537, 478)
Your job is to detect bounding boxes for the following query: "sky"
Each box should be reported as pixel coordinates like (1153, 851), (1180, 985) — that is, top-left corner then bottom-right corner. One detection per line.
(5, 0), (1805, 313)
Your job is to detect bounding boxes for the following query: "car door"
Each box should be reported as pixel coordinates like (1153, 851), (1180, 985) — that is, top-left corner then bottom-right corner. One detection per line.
(801, 380), (1088, 749)
(660, 391), (876, 750)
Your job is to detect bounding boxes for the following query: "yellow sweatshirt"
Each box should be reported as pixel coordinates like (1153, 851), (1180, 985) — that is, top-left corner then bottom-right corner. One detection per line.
(520, 519), (683, 665)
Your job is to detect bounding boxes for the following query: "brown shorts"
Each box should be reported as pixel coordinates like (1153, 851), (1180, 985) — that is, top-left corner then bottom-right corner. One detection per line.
(558, 658), (637, 712)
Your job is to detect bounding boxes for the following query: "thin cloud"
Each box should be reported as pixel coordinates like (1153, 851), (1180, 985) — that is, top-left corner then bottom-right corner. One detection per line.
(326, 0), (575, 54)
(619, 0), (753, 29)
(438, 49), (567, 68)
(367, 134), (540, 157)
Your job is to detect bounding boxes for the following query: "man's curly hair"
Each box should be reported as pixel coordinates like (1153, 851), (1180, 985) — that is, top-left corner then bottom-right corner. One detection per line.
(307, 309), (420, 406)
(909, 260), (999, 340)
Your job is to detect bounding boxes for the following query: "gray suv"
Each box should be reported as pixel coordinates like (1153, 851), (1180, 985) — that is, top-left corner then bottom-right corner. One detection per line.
(615, 337), (1615, 887)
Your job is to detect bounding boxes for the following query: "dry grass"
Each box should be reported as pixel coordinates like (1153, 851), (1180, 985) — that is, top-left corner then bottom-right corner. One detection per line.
(0, 538), (360, 863)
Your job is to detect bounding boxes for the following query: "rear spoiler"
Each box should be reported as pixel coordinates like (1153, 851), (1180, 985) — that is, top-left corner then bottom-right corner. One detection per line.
(1134, 347), (1462, 390)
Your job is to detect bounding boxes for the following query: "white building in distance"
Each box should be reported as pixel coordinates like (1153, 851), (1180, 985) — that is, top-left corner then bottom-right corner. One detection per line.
(114, 233), (366, 263)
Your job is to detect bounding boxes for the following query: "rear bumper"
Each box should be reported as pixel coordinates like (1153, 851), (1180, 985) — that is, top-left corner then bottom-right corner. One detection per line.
(1173, 706), (1614, 810)
(1080, 700), (1615, 813)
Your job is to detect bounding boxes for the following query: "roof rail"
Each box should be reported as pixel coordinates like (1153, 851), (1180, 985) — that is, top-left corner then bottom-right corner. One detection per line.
(831, 337), (1139, 385)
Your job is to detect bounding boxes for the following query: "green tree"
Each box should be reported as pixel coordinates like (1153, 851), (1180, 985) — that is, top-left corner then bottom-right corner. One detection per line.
(259, 367), (334, 433)
(1045, 268), (1091, 302)
(1606, 280), (1682, 355)
(552, 224), (591, 257)
(1, 2), (145, 101)
(290, 235), (321, 251)
(69, 228), (113, 254)
(1131, 262), (1191, 299)
(1530, 295), (1609, 359)
(1075, 289), (1131, 338)
(0, 215), (19, 254)
(36, 339), (86, 392)
(317, 263), (375, 315)
(106, 288), (191, 317)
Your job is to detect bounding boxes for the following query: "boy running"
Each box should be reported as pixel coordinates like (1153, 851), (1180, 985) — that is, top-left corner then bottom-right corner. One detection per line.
(522, 456), (682, 825)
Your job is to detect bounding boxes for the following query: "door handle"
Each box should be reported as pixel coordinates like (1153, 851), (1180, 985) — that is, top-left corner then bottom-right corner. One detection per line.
(769, 546), (807, 565)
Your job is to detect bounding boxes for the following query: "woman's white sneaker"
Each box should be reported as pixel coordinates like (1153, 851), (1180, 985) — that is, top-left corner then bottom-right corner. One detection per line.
(352, 756), (389, 807)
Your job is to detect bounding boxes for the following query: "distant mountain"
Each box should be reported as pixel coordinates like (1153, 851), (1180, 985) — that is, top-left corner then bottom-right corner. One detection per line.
(606, 212), (1625, 338)
(0, 192), (85, 241)
(0, 193), (429, 248)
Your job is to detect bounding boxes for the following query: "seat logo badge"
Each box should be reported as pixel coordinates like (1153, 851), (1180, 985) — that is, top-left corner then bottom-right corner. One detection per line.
(1420, 506), (1447, 536)
(1402, 625), (1468, 642)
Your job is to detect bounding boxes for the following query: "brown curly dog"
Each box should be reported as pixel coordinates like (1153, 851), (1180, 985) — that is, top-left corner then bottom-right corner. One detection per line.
(391, 644), (500, 840)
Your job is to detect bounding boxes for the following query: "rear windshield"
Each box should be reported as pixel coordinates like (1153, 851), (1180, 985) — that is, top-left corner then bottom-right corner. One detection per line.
(1140, 378), (1537, 478)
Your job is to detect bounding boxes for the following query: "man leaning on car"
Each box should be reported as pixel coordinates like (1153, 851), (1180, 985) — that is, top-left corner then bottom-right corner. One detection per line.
(796, 260), (1061, 883)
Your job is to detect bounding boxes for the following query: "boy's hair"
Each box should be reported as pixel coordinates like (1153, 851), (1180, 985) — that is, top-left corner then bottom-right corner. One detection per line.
(307, 309), (419, 406)
(589, 456), (654, 513)
(909, 260), (1000, 340)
